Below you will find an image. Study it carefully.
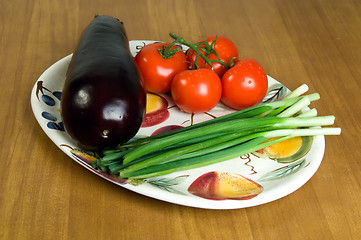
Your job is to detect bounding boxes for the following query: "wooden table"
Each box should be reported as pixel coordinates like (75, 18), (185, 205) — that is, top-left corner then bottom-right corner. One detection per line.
(1, 0), (360, 239)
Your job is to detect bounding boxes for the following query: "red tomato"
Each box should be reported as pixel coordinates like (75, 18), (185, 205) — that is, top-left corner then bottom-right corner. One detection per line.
(186, 36), (238, 77)
(134, 42), (188, 93)
(171, 69), (222, 113)
(221, 59), (268, 110)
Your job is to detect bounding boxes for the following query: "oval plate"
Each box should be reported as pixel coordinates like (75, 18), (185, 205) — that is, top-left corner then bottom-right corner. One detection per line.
(30, 40), (325, 209)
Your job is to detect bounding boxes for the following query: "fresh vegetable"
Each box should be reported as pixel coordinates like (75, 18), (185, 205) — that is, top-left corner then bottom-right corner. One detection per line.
(171, 68), (222, 113)
(92, 84), (341, 179)
(186, 35), (239, 77)
(61, 16), (146, 150)
(134, 42), (188, 93)
(221, 59), (268, 110)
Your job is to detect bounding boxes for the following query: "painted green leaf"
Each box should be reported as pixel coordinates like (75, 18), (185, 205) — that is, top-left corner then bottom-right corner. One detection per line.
(259, 159), (306, 182)
(146, 175), (189, 194)
(261, 83), (287, 103)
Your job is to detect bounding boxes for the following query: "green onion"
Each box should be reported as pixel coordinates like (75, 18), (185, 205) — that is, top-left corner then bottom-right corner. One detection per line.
(117, 116), (336, 177)
(92, 85), (341, 180)
(297, 108), (317, 118)
(284, 84), (309, 99)
(115, 93), (320, 151)
(118, 127), (340, 179)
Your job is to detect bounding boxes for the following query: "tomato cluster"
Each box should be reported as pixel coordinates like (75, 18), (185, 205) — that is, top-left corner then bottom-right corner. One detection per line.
(134, 36), (268, 114)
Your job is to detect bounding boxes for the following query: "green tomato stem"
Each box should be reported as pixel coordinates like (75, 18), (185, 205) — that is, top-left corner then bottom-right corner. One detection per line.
(158, 37), (183, 59)
(168, 33), (230, 70)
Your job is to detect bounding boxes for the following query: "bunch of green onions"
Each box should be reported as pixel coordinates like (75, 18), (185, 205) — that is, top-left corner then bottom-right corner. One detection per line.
(92, 84), (341, 179)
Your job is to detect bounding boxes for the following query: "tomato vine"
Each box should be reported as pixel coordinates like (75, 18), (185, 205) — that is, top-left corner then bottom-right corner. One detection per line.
(159, 33), (232, 71)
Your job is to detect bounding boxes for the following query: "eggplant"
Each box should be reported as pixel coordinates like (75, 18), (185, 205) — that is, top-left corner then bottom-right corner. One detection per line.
(61, 16), (146, 150)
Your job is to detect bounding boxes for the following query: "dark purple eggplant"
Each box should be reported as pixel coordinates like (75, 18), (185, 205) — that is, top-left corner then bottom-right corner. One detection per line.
(61, 16), (146, 150)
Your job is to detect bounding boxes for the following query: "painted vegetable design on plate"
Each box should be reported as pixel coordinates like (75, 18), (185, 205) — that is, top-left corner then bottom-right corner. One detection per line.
(188, 171), (263, 200)
(141, 93), (170, 127)
(253, 136), (313, 163)
(35, 81), (64, 131)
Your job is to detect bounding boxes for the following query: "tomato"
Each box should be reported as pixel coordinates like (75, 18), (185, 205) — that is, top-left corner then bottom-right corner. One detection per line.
(134, 42), (188, 93)
(186, 36), (238, 77)
(171, 69), (222, 113)
(221, 59), (268, 110)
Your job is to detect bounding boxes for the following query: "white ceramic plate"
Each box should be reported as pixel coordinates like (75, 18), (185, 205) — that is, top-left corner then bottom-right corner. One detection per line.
(31, 40), (325, 209)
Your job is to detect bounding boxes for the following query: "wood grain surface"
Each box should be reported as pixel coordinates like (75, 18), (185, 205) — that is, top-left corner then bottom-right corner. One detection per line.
(0, 0), (360, 239)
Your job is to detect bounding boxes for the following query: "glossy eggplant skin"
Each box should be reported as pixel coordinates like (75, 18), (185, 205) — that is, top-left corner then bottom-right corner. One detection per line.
(61, 16), (146, 150)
